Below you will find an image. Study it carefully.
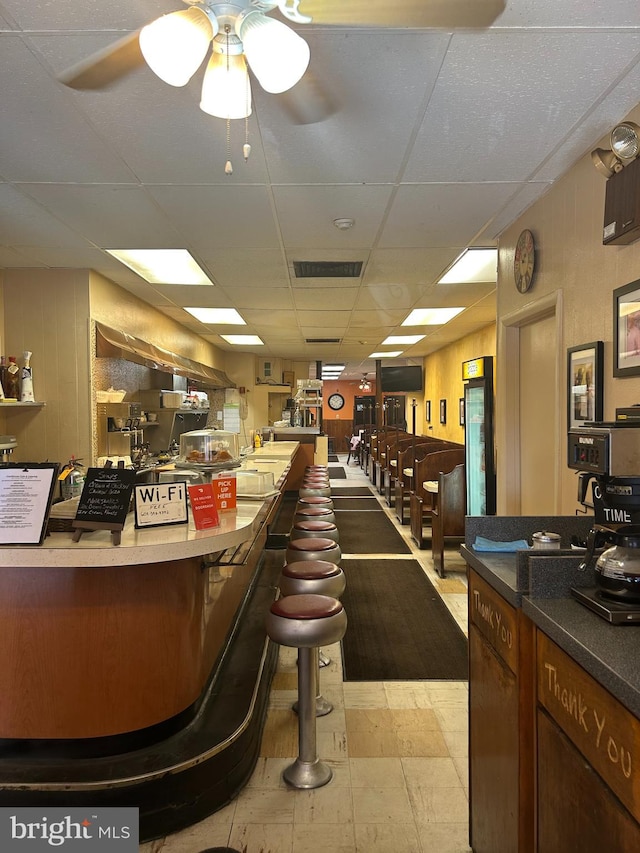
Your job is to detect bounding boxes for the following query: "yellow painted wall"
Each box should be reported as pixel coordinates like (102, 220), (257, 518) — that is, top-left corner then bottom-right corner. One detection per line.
(422, 325), (497, 443)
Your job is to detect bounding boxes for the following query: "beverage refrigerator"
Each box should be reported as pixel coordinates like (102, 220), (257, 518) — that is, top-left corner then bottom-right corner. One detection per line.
(462, 356), (496, 515)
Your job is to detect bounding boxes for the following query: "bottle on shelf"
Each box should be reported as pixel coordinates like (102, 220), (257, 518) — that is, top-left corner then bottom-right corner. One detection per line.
(20, 351), (35, 403)
(5, 356), (20, 400)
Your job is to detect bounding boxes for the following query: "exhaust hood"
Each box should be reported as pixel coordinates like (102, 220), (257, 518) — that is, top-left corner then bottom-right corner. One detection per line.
(95, 323), (234, 389)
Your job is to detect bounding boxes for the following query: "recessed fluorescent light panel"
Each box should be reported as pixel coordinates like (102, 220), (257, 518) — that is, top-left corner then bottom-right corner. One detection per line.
(402, 308), (464, 326)
(382, 335), (425, 345)
(438, 248), (497, 284)
(220, 335), (264, 345)
(106, 249), (213, 285)
(369, 351), (403, 358)
(184, 307), (245, 324)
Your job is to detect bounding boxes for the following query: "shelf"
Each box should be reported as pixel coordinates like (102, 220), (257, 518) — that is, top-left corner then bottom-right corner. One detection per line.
(0, 402), (45, 408)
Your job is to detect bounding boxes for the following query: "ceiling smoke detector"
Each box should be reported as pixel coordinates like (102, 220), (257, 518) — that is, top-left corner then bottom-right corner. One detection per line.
(333, 218), (355, 230)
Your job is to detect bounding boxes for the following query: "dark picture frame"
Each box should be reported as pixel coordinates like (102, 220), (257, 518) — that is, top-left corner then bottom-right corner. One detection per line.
(425, 400), (431, 422)
(614, 280), (640, 377)
(439, 399), (447, 425)
(567, 341), (604, 429)
(459, 398), (465, 426)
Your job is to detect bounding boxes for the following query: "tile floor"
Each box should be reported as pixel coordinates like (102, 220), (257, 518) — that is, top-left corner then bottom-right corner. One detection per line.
(141, 457), (471, 853)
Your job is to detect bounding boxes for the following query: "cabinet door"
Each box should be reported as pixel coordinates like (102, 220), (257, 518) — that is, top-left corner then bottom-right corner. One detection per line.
(469, 624), (520, 853)
(537, 709), (640, 852)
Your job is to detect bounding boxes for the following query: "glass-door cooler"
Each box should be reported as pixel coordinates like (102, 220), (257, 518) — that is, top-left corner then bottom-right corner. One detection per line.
(463, 356), (496, 515)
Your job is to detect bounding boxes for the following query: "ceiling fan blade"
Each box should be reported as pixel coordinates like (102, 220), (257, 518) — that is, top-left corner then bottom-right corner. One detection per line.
(59, 31), (144, 90)
(277, 69), (340, 125)
(294, 0), (505, 28)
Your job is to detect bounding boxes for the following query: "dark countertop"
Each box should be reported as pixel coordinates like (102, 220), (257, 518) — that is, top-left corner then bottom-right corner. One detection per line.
(462, 516), (640, 718)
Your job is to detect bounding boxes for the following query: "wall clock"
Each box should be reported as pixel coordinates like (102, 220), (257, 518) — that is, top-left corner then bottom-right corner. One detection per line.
(514, 229), (536, 293)
(327, 392), (345, 411)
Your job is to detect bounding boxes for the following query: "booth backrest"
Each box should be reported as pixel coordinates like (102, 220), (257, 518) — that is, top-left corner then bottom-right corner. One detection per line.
(413, 448), (466, 503)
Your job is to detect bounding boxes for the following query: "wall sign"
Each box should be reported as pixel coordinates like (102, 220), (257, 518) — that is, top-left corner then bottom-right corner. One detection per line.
(134, 482), (188, 529)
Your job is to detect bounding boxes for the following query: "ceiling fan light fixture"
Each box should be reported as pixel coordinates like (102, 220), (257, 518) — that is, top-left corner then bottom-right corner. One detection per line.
(237, 10), (310, 94)
(610, 122), (640, 161)
(139, 7), (215, 87)
(200, 52), (252, 119)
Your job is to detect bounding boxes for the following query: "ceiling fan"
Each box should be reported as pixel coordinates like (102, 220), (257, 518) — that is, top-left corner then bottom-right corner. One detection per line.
(58, 0), (506, 96)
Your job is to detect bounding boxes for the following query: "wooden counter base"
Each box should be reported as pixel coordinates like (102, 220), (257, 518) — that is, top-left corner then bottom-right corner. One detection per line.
(0, 550), (283, 842)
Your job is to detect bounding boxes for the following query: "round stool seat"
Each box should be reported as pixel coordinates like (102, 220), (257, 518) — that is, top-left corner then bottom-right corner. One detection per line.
(299, 485), (331, 498)
(296, 495), (334, 511)
(290, 520), (339, 544)
(302, 477), (330, 485)
(286, 537), (341, 566)
(293, 506), (337, 526)
(306, 466), (328, 473)
(303, 475), (330, 483)
(266, 594), (347, 648)
(280, 560), (345, 598)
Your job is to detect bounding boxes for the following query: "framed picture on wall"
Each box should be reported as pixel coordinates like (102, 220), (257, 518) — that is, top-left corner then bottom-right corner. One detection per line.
(439, 399), (447, 425)
(567, 341), (604, 428)
(425, 400), (431, 422)
(614, 280), (640, 377)
(459, 398), (465, 426)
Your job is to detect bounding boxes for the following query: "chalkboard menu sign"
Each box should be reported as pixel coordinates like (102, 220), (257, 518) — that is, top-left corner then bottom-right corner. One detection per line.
(72, 466), (136, 545)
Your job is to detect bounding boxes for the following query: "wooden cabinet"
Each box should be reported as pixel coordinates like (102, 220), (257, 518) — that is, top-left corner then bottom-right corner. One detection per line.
(468, 570), (535, 853)
(536, 632), (640, 851)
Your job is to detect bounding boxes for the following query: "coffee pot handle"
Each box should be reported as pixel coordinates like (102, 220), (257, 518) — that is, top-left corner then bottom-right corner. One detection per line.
(578, 528), (611, 572)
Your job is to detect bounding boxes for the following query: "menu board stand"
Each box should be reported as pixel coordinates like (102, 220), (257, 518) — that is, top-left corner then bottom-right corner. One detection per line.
(72, 461), (136, 546)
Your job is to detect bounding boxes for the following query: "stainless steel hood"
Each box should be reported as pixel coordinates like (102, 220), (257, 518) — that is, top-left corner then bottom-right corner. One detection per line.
(95, 323), (234, 389)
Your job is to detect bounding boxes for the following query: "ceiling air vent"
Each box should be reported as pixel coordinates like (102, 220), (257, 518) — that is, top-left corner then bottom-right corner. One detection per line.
(294, 261), (363, 278)
(305, 338), (342, 344)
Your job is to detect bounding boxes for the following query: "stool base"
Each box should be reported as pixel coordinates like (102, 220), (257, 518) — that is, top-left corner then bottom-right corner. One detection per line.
(283, 757), (333, 789)
(293, 695), (333, 717)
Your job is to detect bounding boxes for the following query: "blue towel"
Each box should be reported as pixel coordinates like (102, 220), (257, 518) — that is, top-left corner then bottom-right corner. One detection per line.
(473, 536), (530, 552)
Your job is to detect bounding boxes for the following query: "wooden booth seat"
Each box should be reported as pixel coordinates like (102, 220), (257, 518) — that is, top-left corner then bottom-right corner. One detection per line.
(394, 440), (455, 524)
(431, 463), (466, 578)
(409, 447), (465, 548)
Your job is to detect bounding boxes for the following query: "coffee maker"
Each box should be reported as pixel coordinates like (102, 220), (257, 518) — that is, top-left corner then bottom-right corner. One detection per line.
(568, 421), (640, 621)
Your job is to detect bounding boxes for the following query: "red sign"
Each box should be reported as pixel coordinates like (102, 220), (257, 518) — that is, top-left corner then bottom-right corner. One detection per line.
(188, 483), (220, 530)
(211, 472), (237, 512)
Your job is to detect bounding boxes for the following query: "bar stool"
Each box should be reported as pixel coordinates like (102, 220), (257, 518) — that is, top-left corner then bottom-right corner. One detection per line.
(286, 536), (341, 567)
(265, 594), (347, 788)
(299, 484), (332, 498)
(290, 520), (339, 544)
(292, 505), (337, 527)
(296, 495), (334, 512)
(279, 560), (346, 715)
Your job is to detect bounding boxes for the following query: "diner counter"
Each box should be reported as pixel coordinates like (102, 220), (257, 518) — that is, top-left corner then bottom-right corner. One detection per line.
(0, 443), (300, 742)
(462, 513), (640, 718)
(464, 516), (640, 851)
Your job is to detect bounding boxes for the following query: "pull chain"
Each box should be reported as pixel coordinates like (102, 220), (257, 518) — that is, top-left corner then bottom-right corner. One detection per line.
(224, 25), (233, 175)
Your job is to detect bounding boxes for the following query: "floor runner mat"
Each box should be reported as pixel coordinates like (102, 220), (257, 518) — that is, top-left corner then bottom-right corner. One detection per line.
(340, 559), (468, 681)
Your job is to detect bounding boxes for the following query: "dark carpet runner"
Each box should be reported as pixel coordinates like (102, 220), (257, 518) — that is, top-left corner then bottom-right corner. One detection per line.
(340, 559), (468, 681)
(336, 510), (410, 554)
(328, 466), (347, 479)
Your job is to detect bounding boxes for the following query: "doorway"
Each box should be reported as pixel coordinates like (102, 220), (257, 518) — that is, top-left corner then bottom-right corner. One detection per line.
(498, 291), (564, 514)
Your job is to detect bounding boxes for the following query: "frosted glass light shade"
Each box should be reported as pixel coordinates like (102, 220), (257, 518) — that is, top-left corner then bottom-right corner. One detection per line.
(139, 7), (215, 87)
(200, 52), (252, 119)
(238, 11), (309, 94)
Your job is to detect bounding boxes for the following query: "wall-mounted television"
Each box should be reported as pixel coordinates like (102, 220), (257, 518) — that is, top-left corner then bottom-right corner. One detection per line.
(380, 365), (423, 393)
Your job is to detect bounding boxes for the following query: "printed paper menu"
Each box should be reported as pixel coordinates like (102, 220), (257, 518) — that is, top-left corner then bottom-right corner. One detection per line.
(0, 463), (59, 545)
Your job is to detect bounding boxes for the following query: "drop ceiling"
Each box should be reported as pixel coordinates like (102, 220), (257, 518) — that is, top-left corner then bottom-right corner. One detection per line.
(2, 1), (640, 379)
